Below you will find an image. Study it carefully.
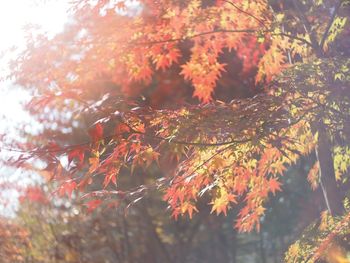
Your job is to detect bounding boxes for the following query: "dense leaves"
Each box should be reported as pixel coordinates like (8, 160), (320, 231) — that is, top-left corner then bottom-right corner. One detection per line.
(2, 1), (350, 261)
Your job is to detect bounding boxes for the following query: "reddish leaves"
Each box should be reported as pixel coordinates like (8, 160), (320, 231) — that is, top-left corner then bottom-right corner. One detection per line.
(19, 187), (48, 204)
(68, 148), (85, 166)
(88, 123), (104, 142)
(58, 180), (77, 199)
(85, 199), (103, 213)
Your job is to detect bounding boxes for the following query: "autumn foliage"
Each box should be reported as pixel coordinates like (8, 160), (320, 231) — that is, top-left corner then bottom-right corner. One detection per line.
(0, 218), (29, 262)
(3, 0), (350, 261)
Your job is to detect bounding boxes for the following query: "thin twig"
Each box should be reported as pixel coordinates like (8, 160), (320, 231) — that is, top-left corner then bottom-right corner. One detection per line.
(222, 0), (268, 29)
(133, 28), (258, 46)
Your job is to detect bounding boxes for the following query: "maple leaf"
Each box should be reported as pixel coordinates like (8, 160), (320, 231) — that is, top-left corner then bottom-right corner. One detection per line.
(180, 202), (198, 219)
(103, 166), (120, 188)
(210, 188), (237, 216)
(68, 148), (85, 166)
(88, 123), (104, 142)
(132, 147), (160, 168)
(233, 176), (248, 194)
(255, 41), (286, 83)
(58, 180), (77, 199)
(167, 48), (181, 65)
(268, 178), (282, 195)
(307, 161), (320, 190)
(88, 156), (100, 174)
(115, 123), (131, 135)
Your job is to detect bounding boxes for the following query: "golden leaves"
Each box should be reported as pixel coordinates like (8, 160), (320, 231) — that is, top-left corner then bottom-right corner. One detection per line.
(333, 146), (350, 181)
(132, 147), (160, 169)
(307, 161), (320, 190)
(210, 188), (237, 216)
(256, 40), (286, 83)
(323, 16), (348, 51)
(181, 50), (226, 102)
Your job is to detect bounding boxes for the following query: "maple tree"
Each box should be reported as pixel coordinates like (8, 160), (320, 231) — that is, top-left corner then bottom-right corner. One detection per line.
(2, 0), (350, 261)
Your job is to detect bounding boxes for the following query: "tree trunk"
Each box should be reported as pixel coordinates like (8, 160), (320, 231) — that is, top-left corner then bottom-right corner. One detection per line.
(231, 229), (237, 263)
(316, 122), (343, 216)
(259, 230), (266, 263)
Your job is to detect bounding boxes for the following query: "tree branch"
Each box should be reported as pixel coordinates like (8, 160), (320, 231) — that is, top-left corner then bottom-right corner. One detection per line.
(273, 32), (313, 47)
(319, 0), (343, 50)
(222, 0), (268, 29)
(133, 28), (313, 48)
(315, 120), (343, 216)
(292, 0), (321, 54)
(133, 28), (258, 46)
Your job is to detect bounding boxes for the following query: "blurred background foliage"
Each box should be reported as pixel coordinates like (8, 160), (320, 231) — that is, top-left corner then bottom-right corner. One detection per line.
(1, 157), (321, 263)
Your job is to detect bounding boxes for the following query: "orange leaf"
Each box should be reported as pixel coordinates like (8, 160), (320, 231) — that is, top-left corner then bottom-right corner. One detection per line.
(268, 178), (282, 195)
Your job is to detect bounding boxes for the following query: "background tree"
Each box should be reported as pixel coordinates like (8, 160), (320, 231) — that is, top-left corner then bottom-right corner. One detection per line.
(0, 217), (29, 263)
(11, 166), (316, 263)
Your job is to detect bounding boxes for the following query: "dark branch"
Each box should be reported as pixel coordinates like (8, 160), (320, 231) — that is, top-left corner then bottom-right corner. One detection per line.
(222, 0), (268, 29)
(319, 0), (343, 50)
(133, 28), (313, 49)
(132, 28), (258, 46)
(292, 0), (321, 53)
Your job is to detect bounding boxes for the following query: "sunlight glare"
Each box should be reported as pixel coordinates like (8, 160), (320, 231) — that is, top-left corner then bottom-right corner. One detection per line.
(0, 0), (70, 216)
(0, 0), (70, 130)
(0, 0), (69, 51)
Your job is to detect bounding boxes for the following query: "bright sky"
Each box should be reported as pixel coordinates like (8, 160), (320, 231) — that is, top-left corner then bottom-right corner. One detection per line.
(0, 0), (70, 216)
(0, 1), (69, 50)
(0, 0), (70, 124)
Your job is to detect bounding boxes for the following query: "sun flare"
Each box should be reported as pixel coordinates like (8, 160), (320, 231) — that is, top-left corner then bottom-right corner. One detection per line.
(0, 0), (70, 131)
(0, 0), (70, 216)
